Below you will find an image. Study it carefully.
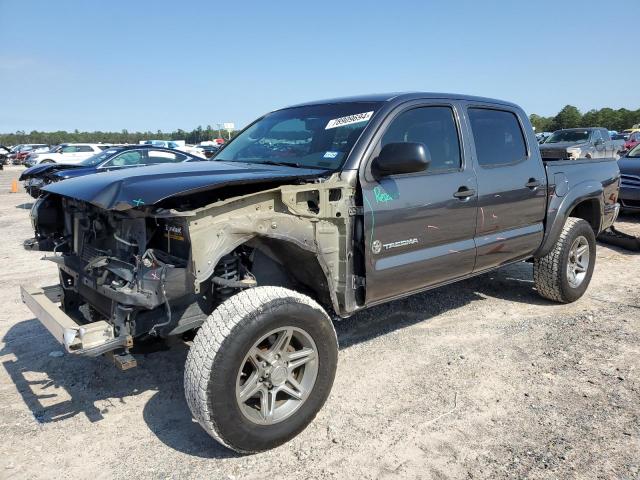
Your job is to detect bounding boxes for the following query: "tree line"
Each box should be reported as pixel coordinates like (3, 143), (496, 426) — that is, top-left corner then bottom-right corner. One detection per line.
(530, 105), (640, 133)
(2, 105), (639, 146)
(0, 125), (237, 146)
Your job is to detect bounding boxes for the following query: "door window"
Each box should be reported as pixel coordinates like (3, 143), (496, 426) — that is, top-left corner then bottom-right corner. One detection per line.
(380, 106), (461, 172)
(60, 145), (79, 153)
(591, 130), (603, 143)
(104, 150), (144, 167)
(468, 108), (527, 166)
(76, 145), (95, 152)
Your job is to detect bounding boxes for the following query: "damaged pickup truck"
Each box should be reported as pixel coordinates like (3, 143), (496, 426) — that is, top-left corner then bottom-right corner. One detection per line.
(22, 93), (620, 453)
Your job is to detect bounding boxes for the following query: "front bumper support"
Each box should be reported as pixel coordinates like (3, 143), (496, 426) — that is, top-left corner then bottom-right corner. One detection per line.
(20, 284), (127, 356)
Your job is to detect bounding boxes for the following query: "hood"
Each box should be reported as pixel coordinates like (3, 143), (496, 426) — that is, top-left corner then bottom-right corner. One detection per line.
(19, 163), (85, 181)
(618, 157), (640, 177)
(539, 141), (588, 150)
(42, 160), (328, 211)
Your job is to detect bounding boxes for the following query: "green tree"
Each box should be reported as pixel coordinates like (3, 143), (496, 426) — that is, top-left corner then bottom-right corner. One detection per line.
(551, 105), (582, 130)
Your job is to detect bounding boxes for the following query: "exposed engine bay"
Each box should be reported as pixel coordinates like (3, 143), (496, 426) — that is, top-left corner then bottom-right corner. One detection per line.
(28, 173), (358, 357)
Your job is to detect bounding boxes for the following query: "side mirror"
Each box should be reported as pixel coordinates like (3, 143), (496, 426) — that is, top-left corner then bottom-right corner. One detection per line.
(372, 142), (430, 177)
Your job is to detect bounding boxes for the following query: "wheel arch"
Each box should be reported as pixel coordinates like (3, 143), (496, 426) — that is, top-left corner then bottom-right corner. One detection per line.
(535, 181), (603, 258)
(192, 233), (340, 316)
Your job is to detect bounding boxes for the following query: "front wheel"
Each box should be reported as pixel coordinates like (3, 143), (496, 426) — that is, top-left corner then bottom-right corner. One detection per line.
(534, 217), (596, 303)
(184, 286), (338, 453)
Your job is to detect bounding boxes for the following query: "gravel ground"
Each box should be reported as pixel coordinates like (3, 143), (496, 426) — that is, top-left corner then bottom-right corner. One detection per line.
(0, 165), (638, 479)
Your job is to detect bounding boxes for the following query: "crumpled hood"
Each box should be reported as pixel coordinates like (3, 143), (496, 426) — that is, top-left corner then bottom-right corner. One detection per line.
(539, 141), (589, 150)
(42, 160), (328, 211)
(19, 163), (85, 181)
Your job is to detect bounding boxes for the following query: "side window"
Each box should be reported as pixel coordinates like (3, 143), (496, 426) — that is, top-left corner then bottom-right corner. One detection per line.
(77, 145), (94, 152)
(380, 106), (461, 172)
(105, 151), (144, 167)
(147, 150), (187, 163)
(61, 145), (78, 153)
(591, 130), (603, 143)
(468, 108), (527, 166)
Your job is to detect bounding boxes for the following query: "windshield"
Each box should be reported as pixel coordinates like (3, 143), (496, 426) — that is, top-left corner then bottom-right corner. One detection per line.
(80, 148), (122, 166)
(628, 144), (640, 158)
(214, 102), (381, 169)
(546, 130), (590, 143)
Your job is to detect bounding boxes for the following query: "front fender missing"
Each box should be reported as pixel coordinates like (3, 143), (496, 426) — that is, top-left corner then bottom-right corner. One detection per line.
(186, 175), (355, 314)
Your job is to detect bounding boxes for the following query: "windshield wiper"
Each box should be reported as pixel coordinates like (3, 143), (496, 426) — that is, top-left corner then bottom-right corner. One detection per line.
(243, 160), (328, 170)
(258, 160), (303, 168)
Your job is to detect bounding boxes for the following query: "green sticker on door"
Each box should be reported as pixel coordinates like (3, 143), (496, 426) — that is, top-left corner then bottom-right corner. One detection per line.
(373, 186), (397, 203)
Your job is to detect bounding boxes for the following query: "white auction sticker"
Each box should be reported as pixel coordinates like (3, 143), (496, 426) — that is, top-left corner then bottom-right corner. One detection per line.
(325, 111), (374, 130)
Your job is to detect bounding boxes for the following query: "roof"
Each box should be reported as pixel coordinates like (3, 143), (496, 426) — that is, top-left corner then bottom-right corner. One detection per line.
(286, 92), (519, 109)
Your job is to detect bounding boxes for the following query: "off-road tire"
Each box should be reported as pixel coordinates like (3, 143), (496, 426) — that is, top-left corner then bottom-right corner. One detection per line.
(534, 217), (596, 303)
(184, 286), (338, 453)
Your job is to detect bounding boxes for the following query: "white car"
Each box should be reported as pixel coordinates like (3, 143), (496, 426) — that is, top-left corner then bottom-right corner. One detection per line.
(28, 144), (111, 165)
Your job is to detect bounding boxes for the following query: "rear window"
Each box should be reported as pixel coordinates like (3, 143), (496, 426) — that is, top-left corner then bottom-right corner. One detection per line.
(468, 108), (527, 166)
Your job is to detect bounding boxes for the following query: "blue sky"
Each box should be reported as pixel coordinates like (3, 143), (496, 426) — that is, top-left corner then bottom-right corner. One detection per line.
(0, 0), (638, 133)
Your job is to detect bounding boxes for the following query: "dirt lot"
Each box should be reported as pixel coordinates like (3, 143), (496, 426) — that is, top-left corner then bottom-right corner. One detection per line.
(0, 165), (638, 479)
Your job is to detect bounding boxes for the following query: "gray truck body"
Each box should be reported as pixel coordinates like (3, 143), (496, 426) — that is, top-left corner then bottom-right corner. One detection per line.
(23, 92), (620, 356)
(539, 127), (625, 160)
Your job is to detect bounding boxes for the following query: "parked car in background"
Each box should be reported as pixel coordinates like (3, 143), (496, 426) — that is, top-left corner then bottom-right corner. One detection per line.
(142, 140), (182, 149)
(618, 143), (640, 211)
(539, 128), (624, 160)
(20, 145), (206, 198)
(197, 144), (220, 158)
(0, 145), (11, 166)
(27, 143), (111, 165)
(612, 133), (629, 141)
(141, 139), (205, 158)
(623, 131), (640, 152)
(9, 144), (50, 164)
(535, 132), (552, 143)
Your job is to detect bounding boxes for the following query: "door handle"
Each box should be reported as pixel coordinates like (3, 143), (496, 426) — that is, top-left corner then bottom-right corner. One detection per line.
(453, 186), (475, 199)
(525, 178), (541, 189)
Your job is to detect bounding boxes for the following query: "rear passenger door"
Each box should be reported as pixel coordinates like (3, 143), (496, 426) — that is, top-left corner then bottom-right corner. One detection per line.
(361, 102), (478, 303)
(465, 105), (547, 271)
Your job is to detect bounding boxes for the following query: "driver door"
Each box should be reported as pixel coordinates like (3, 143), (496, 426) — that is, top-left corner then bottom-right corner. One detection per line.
(360, 102), (478, 304)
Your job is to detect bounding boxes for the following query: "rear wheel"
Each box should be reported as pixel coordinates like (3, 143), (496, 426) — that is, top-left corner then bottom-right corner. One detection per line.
(184, 286), (338, 453)
(534, 217), (596, 303)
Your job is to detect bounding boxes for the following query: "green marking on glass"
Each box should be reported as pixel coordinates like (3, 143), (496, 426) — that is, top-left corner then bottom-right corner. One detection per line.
(132, 198), (145, 207)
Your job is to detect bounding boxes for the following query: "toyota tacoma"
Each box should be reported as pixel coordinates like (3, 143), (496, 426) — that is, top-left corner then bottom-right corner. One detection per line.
(22, 93), (620, 453)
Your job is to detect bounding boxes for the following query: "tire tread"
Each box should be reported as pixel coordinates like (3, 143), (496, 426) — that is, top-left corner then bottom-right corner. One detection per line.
(184, 286), (335, 453)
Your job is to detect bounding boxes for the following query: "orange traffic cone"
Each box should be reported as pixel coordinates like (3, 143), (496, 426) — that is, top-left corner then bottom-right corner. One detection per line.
(10, 179), (18, 193)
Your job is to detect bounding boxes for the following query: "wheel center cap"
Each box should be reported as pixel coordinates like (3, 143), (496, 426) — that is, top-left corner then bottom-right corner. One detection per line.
(270, 365), (287, 386)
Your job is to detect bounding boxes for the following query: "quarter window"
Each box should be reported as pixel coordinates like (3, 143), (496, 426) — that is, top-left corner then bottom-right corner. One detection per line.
(380, 106), (462, 172)
(468, 108), (527, 166)
(147, 150), (187, 163)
